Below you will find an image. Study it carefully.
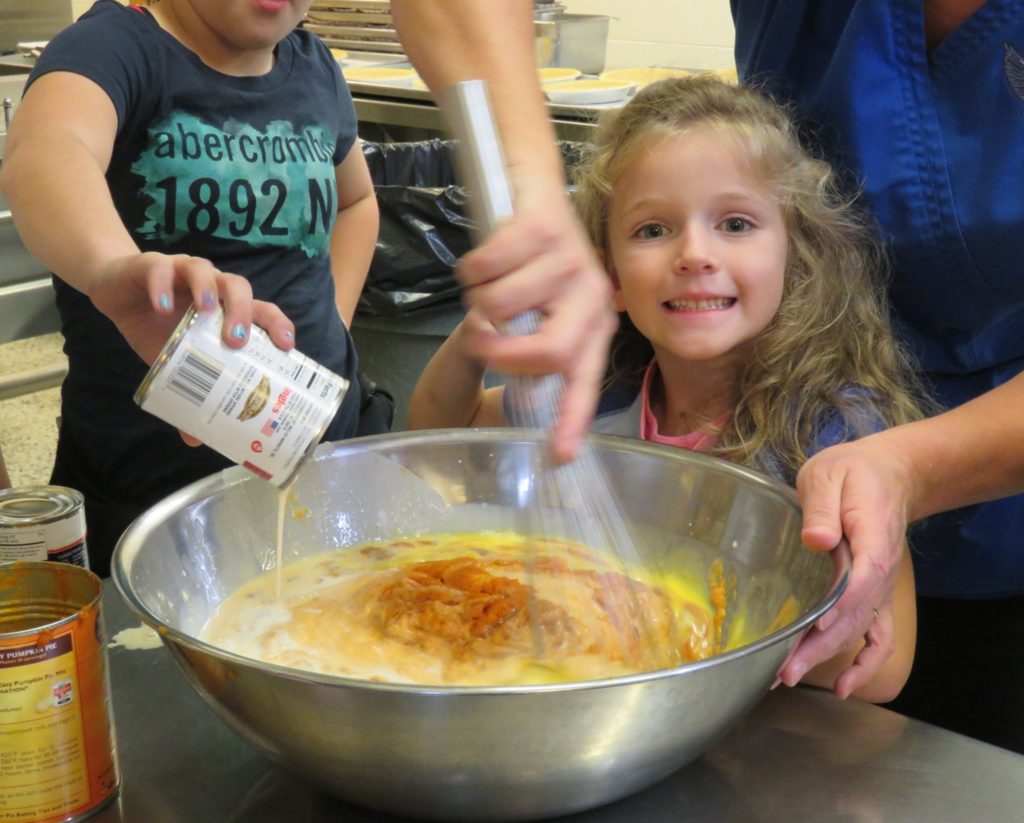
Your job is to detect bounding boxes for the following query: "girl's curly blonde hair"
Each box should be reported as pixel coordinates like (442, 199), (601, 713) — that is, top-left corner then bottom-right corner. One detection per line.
(573, 75), (932, 478)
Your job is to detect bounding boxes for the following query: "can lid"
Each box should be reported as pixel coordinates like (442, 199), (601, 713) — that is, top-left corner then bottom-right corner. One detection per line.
(0, 486), (84, 527)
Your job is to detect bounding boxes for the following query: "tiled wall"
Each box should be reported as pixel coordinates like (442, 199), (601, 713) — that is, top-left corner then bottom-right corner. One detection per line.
(562, 2), (736, 70)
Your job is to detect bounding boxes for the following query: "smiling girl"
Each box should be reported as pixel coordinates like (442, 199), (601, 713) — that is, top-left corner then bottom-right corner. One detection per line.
(409, 76), (930, 703)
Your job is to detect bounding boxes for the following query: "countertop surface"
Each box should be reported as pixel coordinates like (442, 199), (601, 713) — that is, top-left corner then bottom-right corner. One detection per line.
(91, 584), (1024, 823)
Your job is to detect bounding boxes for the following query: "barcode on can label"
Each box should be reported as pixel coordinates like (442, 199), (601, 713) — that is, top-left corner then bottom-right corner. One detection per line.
(168, 347), (225, 406)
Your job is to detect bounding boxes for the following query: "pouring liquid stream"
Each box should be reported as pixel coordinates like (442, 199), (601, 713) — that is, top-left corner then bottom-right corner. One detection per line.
(275, 484), (289, 601)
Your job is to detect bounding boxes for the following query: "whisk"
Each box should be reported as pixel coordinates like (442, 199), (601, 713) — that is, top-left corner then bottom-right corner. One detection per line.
(442, 80), (687, 672)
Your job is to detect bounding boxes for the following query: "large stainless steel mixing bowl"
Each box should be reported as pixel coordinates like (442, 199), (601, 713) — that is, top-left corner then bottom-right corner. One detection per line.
(112, 430), (847, 821)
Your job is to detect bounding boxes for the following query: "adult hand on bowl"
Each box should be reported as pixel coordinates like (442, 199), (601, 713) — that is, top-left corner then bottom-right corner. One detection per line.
(782, 432), (911, 695)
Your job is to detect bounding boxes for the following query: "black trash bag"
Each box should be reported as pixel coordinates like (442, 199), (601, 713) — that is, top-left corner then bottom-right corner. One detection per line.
(360, 181), (474, 317)
(358, 139), (586, 318)
(363, 138), (585, 185)
(363, 137), (459, 187)
(359, 139), (469, 317)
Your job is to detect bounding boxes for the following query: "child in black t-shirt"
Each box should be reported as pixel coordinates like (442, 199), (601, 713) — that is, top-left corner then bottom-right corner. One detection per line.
(0, 0), (380, 575)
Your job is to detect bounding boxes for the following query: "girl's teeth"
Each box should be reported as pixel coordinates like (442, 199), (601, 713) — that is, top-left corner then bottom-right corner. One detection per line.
(667, 298), (733, 311)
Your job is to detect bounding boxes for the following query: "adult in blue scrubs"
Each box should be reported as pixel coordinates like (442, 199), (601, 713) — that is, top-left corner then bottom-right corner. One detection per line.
(387, 0), (1024, 753)
(729, 0), (1024, 752)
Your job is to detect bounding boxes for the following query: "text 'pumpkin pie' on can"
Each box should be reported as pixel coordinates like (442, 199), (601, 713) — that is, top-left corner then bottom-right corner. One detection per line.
(134, 307), (349, 488)
(0, 562), (119, 822)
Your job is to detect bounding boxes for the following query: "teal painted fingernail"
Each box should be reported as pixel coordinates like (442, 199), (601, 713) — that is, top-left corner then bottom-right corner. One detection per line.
(202, 290), (216, 309)
(230, 324), (247, 340)
(158, 294), (172, 310)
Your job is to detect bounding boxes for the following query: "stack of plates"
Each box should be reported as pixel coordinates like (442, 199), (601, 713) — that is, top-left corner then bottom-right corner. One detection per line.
(302, 1), (404, 55)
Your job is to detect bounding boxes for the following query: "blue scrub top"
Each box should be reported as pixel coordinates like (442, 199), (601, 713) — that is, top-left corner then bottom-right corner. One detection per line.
(731, 0), (1024, 598)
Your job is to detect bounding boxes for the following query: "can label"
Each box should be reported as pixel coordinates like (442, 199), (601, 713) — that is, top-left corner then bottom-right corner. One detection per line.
(0, 563), (118, 822)
(0, 487), (89, 570)
(135, 308), (349, 487)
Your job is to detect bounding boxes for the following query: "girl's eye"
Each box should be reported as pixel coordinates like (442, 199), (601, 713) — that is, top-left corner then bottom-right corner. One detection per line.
(721, 217), (751, 233)
(636, 223), (667, 239)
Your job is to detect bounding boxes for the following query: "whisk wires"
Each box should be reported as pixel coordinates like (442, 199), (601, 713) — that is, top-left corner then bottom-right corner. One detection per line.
(444, 79), (686, 673)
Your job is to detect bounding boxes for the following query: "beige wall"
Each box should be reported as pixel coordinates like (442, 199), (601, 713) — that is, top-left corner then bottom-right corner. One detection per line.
(564, 1), (736, 71)
(71, 0), (96, 17)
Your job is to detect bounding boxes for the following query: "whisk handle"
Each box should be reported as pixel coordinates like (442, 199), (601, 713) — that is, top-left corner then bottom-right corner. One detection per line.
(443, 80), (564, 430)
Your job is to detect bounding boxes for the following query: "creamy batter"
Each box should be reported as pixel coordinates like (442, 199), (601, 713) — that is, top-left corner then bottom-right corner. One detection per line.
(202, 533), (726, 686)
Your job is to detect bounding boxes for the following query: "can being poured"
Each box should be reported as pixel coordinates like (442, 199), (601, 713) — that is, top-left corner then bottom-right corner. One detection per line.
(0, 486), (89, 569)
(0, 562), (119, 822)
(134, 307), (350, 487)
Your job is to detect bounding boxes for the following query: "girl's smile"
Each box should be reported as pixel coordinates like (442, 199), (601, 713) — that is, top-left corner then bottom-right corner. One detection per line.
(663, 295), (736, 312)
(663, 294), (737, 311)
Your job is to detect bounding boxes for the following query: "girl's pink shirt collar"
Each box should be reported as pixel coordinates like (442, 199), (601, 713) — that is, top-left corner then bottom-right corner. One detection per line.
(639, 362), (728, 451)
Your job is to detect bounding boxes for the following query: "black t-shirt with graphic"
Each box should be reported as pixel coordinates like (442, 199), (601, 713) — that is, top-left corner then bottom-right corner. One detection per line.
(29, 1), (362, 549)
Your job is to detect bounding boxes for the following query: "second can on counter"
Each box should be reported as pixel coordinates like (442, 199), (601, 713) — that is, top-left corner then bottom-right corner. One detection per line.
(0, 486), (89, 569)
(134, 307), (350, 487)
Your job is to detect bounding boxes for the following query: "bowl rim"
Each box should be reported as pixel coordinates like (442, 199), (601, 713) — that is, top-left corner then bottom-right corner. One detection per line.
(112, 428), (850, 695)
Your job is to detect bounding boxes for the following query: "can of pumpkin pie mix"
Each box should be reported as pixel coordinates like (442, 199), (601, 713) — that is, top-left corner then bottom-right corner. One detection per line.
(0, 562), (119, 822)
(134, 306), (350, 488)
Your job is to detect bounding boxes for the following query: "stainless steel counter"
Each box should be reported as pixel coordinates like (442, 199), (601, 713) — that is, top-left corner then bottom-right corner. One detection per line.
(92, 583), (1024, 822)
(0, 53), (35, 75)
